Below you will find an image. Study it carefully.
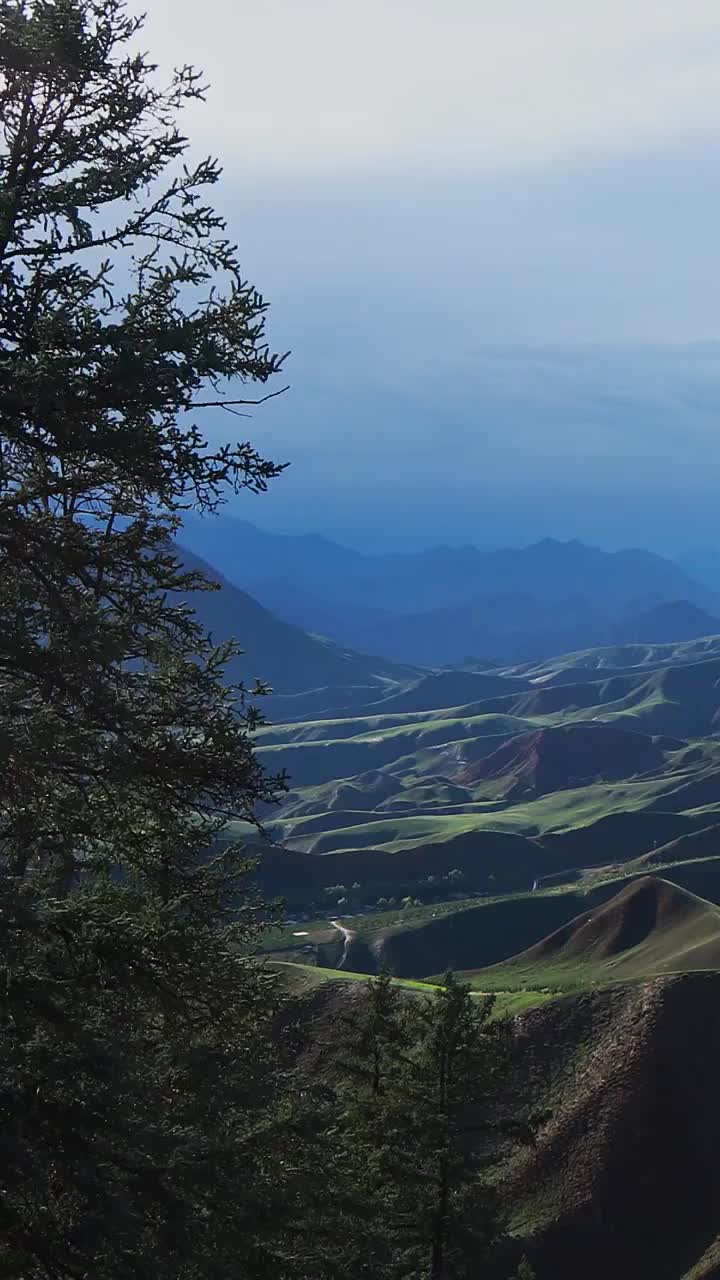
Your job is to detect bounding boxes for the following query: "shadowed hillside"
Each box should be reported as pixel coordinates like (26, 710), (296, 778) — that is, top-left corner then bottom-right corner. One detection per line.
(350, 668), (533, 714)
(339, 886), (622, 978)
(611, 599), (720, 645)
(638, 822), (720, 866)
(281, 857), (720, 981)
(281, 971), (720, 1280)
(250, 827), (541, 914)
(504, 973), (720, 1279)
(181, 519), (720, 665)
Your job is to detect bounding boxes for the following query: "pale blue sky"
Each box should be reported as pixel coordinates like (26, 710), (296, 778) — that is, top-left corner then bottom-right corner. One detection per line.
(135, 2), (720, 553)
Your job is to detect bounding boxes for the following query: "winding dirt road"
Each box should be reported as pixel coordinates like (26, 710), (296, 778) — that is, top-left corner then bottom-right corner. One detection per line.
(329, 919), (355, 967)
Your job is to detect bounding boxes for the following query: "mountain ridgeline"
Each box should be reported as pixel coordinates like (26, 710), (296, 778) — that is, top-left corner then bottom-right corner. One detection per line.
(181, 517), (720, 664)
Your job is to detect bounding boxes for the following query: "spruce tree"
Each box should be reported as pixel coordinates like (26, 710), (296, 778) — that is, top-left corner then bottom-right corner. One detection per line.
(0, 2), (306, 1275)
(409, 974), (510, 1279)
(335, 972), (412, 1277)
(340, 972), (524, 1280)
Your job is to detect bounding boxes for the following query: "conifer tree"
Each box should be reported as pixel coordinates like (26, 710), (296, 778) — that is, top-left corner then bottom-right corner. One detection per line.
(340, 972), (525, 1280)
(0, 2), (306, 1275)
(335, 972), (411, 1276)
(409, 973), (511, 1279)
(512, 1257), (536, 1279)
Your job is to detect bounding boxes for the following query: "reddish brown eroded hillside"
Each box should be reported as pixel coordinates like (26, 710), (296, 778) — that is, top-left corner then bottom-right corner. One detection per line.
(458, 724), (666, 799)
(523, 875), (696, 963)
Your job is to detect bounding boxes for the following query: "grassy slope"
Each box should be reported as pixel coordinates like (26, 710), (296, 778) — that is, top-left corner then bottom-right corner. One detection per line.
(256, 643), (720, 1280)
(268, 960), (438, 993)
(253, 648), (720, 989)
(269, 959), (557, 1019)
(276, 770), (719, 856)
(510, 635), (720, 677)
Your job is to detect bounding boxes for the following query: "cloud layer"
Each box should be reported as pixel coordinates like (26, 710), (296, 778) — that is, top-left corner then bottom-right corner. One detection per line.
(138, 1), (720, 173)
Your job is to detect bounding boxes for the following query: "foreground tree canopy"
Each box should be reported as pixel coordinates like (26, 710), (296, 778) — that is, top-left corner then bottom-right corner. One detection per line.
(0, 1), (299, 1274)
(0, 4), (530, 1277)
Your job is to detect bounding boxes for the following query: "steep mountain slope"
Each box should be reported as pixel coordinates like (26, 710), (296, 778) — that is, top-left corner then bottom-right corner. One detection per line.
(176, 545), (416, 694)
(503, 973), (720, 1279)
(181, 515), (364, 594)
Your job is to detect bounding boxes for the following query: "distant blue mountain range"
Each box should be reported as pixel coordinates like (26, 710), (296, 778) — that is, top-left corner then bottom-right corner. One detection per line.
(181, 515), (720, 666)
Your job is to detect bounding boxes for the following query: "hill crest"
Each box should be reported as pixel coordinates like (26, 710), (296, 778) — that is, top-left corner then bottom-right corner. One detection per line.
(464, 876), (720, 987)
(525, 876), (703, 964)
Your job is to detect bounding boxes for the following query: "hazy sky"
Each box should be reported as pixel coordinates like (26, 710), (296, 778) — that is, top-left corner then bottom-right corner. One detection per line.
(141, 1), (720, 174)
(134, 2), (720, 553)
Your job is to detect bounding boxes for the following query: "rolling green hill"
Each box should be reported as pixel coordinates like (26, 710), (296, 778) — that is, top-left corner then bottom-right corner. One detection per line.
(258, 855), (720, 978)
(458, 723), (669, 799)
(238, 596), (720, 1280)
(228, 626), (720, 993)
(257, 649), (720, 910)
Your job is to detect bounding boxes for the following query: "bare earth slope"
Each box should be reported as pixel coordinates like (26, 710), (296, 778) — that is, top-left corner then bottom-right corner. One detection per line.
(459, 723), (667, 798)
